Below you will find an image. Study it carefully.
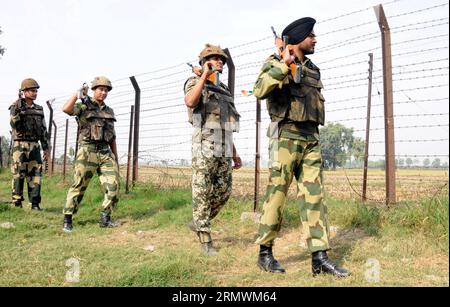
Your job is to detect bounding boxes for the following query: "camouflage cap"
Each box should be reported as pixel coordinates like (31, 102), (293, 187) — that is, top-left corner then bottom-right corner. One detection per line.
(198, 44), (228, 64)
(21, 78), (40, 91)
(91, 76), (112, 91)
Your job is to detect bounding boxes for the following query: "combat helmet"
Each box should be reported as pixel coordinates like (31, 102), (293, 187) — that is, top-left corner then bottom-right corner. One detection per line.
(91, 76), (112, 91)
(198, 44), (228, 65)
(20, 78), (40, 91)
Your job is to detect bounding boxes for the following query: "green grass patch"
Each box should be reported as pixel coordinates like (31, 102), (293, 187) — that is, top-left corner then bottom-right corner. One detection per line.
(0, 168), (448, 286)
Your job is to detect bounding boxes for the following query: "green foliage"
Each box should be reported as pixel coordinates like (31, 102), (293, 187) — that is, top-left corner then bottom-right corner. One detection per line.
(320, 123), (364, 170)
(351, 204), (381, 236)
(431, 158), (441, 168)
(117, 252), (216, 286)
(0, 170), (448, 286)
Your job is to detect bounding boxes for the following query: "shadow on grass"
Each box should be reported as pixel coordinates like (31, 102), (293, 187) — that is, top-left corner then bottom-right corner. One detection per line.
(280, 227), (371, 267)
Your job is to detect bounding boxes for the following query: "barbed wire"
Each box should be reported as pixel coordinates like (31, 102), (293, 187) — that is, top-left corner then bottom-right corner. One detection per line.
(388, 2), (449, 19)
(369, 154), (449, 158)
(24, 1), (448, 205)
(318, 0), (401, 24)
(370, 139), (449, 144)
(332, 112), (449, 123)
(352, 123), (449, 132)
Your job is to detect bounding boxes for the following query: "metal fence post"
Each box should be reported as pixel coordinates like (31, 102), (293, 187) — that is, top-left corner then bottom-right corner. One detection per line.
(223, 48), (235, 97)
(375, 4), (396, 205)
(51, 121), (57, 175)
(7, 131), (12, 168)
(74, 118), (80, 158)
(130, 76), (141, 185)
(362, 53), (374, 202)
(46, 99), (55, 174)
(0, 136), (3, 168)
(126, 105), (135, 194)
(254, 99), (261, 212)
(63, 119), (69, 182)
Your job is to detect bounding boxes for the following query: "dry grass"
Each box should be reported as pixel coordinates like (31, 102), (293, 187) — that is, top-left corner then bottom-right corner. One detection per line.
(126, 166), (448, 203)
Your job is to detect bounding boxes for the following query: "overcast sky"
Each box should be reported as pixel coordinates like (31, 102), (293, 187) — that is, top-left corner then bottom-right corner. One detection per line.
(1, 0), (448, 165)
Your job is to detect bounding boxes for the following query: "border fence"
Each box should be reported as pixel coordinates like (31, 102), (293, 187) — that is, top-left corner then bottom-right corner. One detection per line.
(2, 1), (449, 207)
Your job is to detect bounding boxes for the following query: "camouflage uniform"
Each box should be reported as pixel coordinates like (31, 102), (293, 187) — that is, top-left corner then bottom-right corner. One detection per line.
(63, 96), (119, 216)
(254, 55), (330, 253)
(184, 76), (240, 243)
(9, 99), (49, 207)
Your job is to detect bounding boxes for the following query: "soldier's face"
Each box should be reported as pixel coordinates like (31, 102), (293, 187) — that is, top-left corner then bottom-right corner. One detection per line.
(93, 86), (109, 103)
(24, 88), (38, 100)
(207, 56), (225, 73)
(298, 31), (317, 55)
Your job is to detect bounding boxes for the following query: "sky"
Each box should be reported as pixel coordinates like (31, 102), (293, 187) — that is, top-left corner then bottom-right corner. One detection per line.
(1, 0), (448, 166)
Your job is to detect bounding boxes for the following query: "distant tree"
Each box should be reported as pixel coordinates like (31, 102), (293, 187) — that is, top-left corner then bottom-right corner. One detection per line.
(320, 123), (355, 170)
(69, 147), (75, 162)
(406, 158), (413, 168)
(413, 159), (420, 167)
(58, 154), (69, 164)
(0, 26), (5, 58)
(351, 138), (365, 167)
(423, 158), (431, 168)
(397, 158), (405, 168)
(379, 159), (386, 171)
(431, 158), (441, 168)
(443, 162), (449, 169)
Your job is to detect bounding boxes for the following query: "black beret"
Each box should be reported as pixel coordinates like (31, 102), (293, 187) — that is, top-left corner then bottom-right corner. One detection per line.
(282, 17), (316, 45)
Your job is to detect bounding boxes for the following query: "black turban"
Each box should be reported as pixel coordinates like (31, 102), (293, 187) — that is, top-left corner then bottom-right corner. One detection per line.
(282, 17), (316, 45)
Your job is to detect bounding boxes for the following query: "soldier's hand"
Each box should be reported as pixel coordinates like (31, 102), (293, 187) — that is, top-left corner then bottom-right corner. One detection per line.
(281, 46), (294, 65)
(77, 84), (88, 99)
(232, 156), (242, 170)
(192, 66), (203, 77)
(201, 61), (213, 79)
(275, 37), (284, 54)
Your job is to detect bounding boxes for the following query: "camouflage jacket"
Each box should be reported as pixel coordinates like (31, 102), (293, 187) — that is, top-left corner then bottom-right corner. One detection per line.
(9, 99), (49, 150)
(253, 55), (325, 126)
(69, 97), (116, 144)
(184, 76), (240, 133)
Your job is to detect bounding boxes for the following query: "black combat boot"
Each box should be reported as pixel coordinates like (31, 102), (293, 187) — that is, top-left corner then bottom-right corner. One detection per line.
(13, 201), (22, 208)
(197, 231), (218, 256)
(312, 251), (350, 278)
(63, 215), (73, 233)
(99, 211), (120, 228)
(257, 245), (286, 273)
(201, 241), (218, 257)
(31, 203), (42, 211)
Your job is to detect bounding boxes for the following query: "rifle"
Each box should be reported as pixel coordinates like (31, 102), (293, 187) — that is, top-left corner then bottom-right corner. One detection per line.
(15, 89), (26, 115)
(271, 26), (302, 83)
(77, 83), (89, 101)
(187, 63), (220, 86)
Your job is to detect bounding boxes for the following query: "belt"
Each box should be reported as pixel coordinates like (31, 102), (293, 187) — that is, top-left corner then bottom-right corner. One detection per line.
(79, 142), (110, 150)
(14, 139), (39, 143)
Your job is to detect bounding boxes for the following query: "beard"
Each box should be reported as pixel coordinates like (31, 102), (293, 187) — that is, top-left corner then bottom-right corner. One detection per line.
(302, 46), (315, 55)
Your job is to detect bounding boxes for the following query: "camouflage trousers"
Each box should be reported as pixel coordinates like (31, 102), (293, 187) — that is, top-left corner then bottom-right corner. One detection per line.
(255, 137), (330, 253)
(11, 141), (43, 205)
(63, 144), (119, 215)
(191, 142), (233, 243)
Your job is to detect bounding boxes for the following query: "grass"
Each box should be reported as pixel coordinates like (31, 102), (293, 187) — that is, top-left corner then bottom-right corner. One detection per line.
(0, 168), (448, 286)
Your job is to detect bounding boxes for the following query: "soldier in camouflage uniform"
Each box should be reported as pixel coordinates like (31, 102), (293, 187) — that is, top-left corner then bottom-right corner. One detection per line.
(253, 18), (349, 277)
(61, 76), (120, 232)
(184, 44), (242, 256)
(9, 78), (49, 210)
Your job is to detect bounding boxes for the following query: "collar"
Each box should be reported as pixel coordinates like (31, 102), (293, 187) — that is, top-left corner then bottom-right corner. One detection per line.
(295, 56), (310, 66)
(91, 98), (106, 110)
